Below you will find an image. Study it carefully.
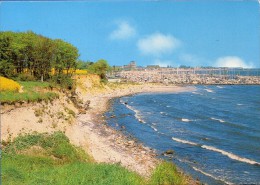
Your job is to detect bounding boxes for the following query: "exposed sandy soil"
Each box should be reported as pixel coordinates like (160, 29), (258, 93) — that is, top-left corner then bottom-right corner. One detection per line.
(1, 75), (195, 177)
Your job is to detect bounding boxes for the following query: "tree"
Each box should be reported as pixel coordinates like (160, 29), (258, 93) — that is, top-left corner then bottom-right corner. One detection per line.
(0, 32), (15, 77)
(0, 31), (80, 83)
(53, 39), (79, 76)
(87, 59), (110, 81)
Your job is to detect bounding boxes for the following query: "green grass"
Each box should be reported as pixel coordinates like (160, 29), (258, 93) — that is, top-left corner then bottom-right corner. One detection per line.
(2, 132), (189, 185)
(150, 162), (188, 185)
(20, 81), (51, 90)
(0, 81), (59, 104)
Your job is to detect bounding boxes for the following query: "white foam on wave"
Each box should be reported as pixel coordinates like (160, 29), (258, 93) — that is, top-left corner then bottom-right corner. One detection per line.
(192, 91), (203, 95)
(181, 118), (191, 122)
(125, 104), (146, 123)
(217, 86), (224, 89)
(172, 137), (198, 146)
(172, 137), (260, 166)
(160, 112), (168, 115)
(166, 105), (171, 108)
(237, 103), (243, 106)
(192, 167), (233, 185)
(201, 145), (260, 165)
(152, 123), (156, 126)
(205, 88), (214, 93)
(119, 99), (124, 104)
(151, 125), (158, 132)
(211, 117), (225, 123)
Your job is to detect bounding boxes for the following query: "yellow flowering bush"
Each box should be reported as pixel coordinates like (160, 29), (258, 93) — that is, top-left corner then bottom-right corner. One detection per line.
(74, 69), (88, 75)
(0, 76), (21, 92)
(51, 68), (88, 75)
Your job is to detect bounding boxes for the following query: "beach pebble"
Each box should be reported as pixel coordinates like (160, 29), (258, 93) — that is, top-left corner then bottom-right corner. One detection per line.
(128, 140), (135, 145)
(141, 151), (146, 154)
(164, 149), (175, 155)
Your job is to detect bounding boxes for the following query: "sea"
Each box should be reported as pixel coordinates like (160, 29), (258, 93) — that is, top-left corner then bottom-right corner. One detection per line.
(106, 85), (260, 185)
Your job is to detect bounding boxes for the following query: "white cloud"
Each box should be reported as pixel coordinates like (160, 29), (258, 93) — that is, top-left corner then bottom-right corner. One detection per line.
(110, 21), (136, 40)
(215, 56), (254, 68)
(137, 33), (181, 56)
(153, 59), (174, 67)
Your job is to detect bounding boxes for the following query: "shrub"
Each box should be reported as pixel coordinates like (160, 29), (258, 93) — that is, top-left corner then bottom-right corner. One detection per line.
(51, 74), (75, 90)
(75, 69), (88, 75)
(3, 131), (88, 163)
(17, 73), (36, 81)
(0, 76), (21, 92)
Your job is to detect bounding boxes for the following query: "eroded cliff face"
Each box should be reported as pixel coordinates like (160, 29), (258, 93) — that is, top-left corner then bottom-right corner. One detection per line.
(1, 94), (78, 142)
(1, 74), (103, 142)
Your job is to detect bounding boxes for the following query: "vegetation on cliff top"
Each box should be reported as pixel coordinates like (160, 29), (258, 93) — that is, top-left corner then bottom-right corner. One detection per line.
(0, 31), (111, 104)
(0, 76), (21, 92)
(0, 31), (110, 83)
(0, 80), (58, 104)
(2, 132), (189, 185)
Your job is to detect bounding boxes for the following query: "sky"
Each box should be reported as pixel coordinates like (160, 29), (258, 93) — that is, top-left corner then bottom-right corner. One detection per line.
(1, 1), (259, 68)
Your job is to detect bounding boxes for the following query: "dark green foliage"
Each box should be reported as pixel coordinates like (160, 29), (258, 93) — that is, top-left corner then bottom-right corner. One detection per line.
(50, 74), (75, 90)
(17, 73), (36, 81)
(0, 60), (15, 77)
(87, 59), (110, 82)
(0, 31), (79, 83)
(77, 60), (94, 69)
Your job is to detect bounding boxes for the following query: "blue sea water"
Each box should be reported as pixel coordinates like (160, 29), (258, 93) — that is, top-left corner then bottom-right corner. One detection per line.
(106, 85), (260, 185)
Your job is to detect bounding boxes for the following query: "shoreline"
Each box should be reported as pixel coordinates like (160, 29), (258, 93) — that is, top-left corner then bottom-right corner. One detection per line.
(1, 82), (196, 179)
(69, 84), (196, 177)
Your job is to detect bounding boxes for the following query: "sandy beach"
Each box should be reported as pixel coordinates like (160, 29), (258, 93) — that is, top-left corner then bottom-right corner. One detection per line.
(1, 82), (195, 177)
(67, 83), (195, 176)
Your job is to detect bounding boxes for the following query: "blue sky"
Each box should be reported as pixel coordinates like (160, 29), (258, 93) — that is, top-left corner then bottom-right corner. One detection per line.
(1, 1), (259, 68)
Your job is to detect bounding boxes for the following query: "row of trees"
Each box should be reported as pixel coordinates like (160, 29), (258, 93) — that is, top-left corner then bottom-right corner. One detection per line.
(0, 31), (111, 88)
(0, 31), (79, 81)
(78, 59), (110, 80)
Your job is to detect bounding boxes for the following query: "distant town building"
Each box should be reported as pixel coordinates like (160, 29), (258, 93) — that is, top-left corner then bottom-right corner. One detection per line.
(147, 65), (160, 69)
(123, 61), (137, 70)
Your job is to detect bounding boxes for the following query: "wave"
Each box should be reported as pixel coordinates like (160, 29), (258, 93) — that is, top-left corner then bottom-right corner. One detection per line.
(216, 86), (224, 89)
(201, 145), (260, 166)
(192, 167), (233, 185)
(119, 99), (125, 104)
(172, 137), (260, 166)
(160, 112), (168, 115)
(205, 88), (214, 93)
(211, 117), (225, 123)
(151, 125), (158, 132)
(181, 118), (191, 122)
(172, 137), (198, 146)
(192, 91), (203, 95)
(125, 104), (146, 123)
(237, 103), (243, 106)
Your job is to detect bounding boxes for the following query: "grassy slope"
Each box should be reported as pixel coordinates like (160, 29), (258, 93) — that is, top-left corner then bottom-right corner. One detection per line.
(2, 132), (188, 185)
(0, 81), (58, 103)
